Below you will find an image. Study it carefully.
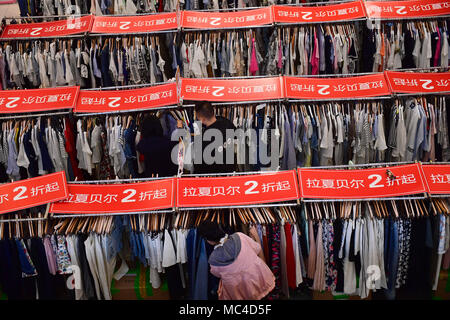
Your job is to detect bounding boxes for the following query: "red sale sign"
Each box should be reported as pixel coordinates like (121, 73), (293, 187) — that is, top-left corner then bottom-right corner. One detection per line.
(91, 13), (177, 34)
(0, 172), (68, 215)
(181, 7), (273, 29)
(180, 77), (283, 102)
(0, 15), (93, 39)
(177, 170), (299, 208)
(298, 164), (426, 199)
(273, 1), (365, 24)
(49, 178), (175, 214)
(420, 164), (450, 195)
(364, 0), (450, 19)
(284, 74), (390, 100)
(75, 83), (178, 113)
(0, 86), (79, 114)
(385, 71), (450, 94)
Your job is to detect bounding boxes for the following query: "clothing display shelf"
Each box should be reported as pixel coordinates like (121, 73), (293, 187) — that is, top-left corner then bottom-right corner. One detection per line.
(82, 71), (449, 116)
(1, 70), (448, 121)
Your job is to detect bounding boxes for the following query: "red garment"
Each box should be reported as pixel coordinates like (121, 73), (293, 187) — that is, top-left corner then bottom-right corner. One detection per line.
(64, 118), (84, 181)
(284, 223), (297, 289)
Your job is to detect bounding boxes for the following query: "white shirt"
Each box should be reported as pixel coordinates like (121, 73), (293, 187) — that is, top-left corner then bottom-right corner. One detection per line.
(162, 229), (177, 268)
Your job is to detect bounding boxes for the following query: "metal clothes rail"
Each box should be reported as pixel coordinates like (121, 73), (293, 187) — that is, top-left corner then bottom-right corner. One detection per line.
(178, 202), (299, 211)
(0, 217), (47, 223)
(75, 105), (179, 117)
(72, 176), (174, 184)
(309, 161), (416, 170)
(0, 110), (72, 120)
(51, 209), (175, 218)
(302, 196), (427, 203)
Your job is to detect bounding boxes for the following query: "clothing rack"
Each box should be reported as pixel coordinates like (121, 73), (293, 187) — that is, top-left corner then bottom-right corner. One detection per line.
(0, 217), (47, 223)
(181, 24), (273, 32)
(274, 18), (366, 27)
(369, 14), (450, 22)
(50, 209), (175, 218)
(0, 110), (72, 120)
(178, 202), (299, 211)
(0, 95), (446, 121)
(195, 6), (263, 12)
(181, 169), (280, 177)
(288, 96), (392, 103)
(74, 105), (179, 117)
(88, 30), (177, 37)
(2, 14), (91, 20)
(208, 99), (283, 106)
(83, 81), (171, 91)
(393, 67), (450, 73)
(0, 33), (89, 41)
(302, 196), (427, 203)
(283, 72), (378, 78)
(309, 161), (416, 170)
(278, 0), (355, 7)
(394, 92), (450, 98)
(72, 176), (174, 184)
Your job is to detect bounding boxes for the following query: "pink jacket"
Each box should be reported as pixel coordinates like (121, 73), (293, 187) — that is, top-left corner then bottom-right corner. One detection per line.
(210, 232), (275, 300)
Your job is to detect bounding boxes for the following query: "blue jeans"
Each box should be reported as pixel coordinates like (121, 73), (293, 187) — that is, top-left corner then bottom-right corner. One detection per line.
(384, 218), (399, 300)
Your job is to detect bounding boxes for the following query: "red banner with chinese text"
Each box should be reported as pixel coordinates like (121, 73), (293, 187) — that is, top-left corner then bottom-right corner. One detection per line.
(180, 77), (283, 102)
(177, 170), (299, 208)
(181, 7), (273, 29)
(284, 74), (390, 99)
(364, 0), (450, 19)
(273, 1), (365, 24)
(0, 86), (79, 114)
(75, 83), (178, 113)
(0, 172), (68, 215)
(420, 164), (450, 195)
(91, 13), (177, 34)
(385, 71), (450, 94)
(49, 179), (175, 214)
(0, 15), (93, 39)
(298, 164), (426, 199)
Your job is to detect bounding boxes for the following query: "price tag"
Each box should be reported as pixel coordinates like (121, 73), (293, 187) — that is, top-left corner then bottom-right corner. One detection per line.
(284, 74), (390, 99)
(273, 1), (365, 24)
(177, 170), (299, 208)
(182, 7), (273, 29)
(181, 77), (283, 102)
(385, 71), (450, 94)
(0, 87), (79, 114)
(298, 164), (426, 199)
(1, 15), (93, 39)
(76, 83), (178, 113)
(0, 172), (68, 214)
(91, 13), (177, 34)
(50, 179), (175, 214)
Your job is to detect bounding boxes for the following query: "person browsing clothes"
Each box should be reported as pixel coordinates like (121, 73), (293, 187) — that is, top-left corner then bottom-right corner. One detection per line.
(193, 101), (237, 174)
(197, 221), (275, 300)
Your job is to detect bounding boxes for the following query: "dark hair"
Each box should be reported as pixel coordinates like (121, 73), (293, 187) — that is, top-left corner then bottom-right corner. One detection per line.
(194, 101), (215, 120)
(141, 115), (163, 138)
(197, 221), (226, 242)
